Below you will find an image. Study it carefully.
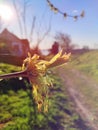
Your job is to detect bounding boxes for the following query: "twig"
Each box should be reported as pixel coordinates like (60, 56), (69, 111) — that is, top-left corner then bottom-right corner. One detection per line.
(0, 70), (28, 80)
(47, 0), (85, 20)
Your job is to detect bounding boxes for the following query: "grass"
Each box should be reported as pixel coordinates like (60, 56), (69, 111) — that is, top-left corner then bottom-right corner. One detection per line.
(0, 63), (81, 130)
(0, 63), (21, 74)
(70, 50), (98, 81)
(62, 50), (98, 123)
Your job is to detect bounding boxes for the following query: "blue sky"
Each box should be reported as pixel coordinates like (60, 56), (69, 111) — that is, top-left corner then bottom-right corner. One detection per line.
(0, 0), (98, 49)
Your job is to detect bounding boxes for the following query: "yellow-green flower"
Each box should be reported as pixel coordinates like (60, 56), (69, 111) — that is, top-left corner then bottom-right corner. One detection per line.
(22, 50), (71, 112)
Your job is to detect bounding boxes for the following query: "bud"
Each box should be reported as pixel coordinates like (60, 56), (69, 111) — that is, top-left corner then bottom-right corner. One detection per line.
(80, 10), (85, 17)
(74, 15), (78, 21)
(53, 7), (58, 13)
(63, 13), (67, 18)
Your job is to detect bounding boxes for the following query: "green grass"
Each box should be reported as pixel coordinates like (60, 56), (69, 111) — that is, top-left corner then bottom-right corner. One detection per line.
(62, 50), (98, 123)
(0, 63), (81, 130)
(0, 63), (21, 74)
(70, 50), (98, 81)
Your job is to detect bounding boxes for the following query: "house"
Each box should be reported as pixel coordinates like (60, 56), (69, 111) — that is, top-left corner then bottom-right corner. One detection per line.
(0, 28), (30, 57)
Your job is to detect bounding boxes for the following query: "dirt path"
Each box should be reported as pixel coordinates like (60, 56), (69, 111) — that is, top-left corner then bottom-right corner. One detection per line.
(56, 66), (98, 130)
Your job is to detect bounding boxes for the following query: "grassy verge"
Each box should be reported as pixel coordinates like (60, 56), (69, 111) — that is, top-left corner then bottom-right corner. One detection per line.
(61, 50), (98, 123)
(0, 63), (83, 130)
(70, 50), (98, 82)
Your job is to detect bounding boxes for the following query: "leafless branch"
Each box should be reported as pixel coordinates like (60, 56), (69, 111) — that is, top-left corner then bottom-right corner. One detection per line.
(0, 70), (27, 80)
(47, 0), (85, 20)
(22, 0), (27, 37)
(13, 0), (23, 37)
(29, 16), (36, 43)
(36, 14), (52, 47)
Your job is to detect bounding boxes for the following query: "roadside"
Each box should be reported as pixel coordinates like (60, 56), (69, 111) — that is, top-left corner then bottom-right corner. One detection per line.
(56, 66), (98, 130)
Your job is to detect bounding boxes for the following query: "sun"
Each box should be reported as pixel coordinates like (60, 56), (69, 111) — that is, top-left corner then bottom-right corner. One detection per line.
(0, 4), (13, 21)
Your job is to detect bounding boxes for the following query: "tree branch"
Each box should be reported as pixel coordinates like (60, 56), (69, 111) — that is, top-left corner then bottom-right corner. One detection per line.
(47, 0), (85, 20)
(30, 16), (36, 43)
(0, 70), (28, 80)
(13, 0), (23, 37)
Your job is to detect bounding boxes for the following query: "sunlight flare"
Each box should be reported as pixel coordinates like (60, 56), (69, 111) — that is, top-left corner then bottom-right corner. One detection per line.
(0, 4), (13, 21)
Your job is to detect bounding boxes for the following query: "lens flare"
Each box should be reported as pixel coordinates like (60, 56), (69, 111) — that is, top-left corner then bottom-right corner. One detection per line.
(0, 4), (13, 21)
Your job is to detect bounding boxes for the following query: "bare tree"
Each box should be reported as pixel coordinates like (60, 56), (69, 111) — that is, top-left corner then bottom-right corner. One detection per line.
(13, 0), (34, 38)
(29, 16), (36, 43)
(55, 32), (75, 53)
(12, 0), (51, 51)
(21, 0), (31, 37)
(36, 16), (51, 48)
(13, 0), (23, 37)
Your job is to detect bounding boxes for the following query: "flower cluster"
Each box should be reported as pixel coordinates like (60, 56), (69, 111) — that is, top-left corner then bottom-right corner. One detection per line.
(22, 51), (71, 112)
(0, 50), (70, 112)
(47, 0), (85, 20)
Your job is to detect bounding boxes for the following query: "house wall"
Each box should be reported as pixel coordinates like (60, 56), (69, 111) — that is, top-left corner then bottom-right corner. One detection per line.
(11, 42), (23, 56)
(0, 29), (30, 57)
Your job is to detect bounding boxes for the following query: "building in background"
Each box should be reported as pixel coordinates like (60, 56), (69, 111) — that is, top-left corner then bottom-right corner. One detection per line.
(0, 28), (30, 65)
(0, 28), (30, 57)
